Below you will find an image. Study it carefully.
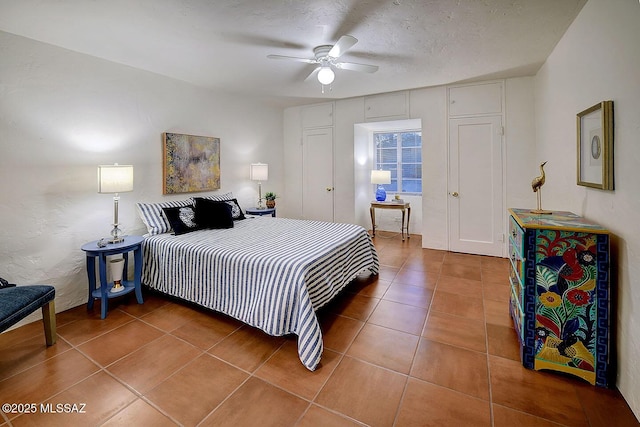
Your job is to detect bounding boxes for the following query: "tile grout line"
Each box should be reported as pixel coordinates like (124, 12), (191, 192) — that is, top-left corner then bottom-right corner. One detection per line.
(480, 263), (497, 427)
(391, 254), (439, 427)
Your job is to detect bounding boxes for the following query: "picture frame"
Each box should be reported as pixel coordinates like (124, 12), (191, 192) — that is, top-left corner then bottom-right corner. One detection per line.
(577, 100), (614, 190)
(162, 132), (221, 194)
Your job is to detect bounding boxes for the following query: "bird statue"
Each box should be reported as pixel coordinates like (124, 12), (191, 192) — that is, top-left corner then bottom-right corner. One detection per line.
(531, 161), (551, 214)
(531, 161), (547, 192)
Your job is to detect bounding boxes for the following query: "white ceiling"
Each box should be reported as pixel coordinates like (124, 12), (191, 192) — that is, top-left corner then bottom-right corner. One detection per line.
(0, 0), (586, 106)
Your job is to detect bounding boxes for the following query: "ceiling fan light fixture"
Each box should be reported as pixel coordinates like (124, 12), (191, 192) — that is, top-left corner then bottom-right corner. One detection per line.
(267, 35), (377, 90)
(317, 66), (335, 85)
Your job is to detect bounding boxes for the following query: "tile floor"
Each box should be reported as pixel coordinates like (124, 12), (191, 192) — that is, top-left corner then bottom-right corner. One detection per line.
(1, 232), (638, 426)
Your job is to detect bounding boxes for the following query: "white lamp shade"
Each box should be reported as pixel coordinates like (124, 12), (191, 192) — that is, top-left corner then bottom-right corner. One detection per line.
(317, 67), (335, 85)
(371, 170), (391, 185)
(98, 163), (133, 193)
(98, 164), (134, 193)
(250, 163), (269, 181)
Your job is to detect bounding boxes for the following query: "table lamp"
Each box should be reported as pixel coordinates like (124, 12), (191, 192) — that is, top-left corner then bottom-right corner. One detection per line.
(371, 170), (391, 201)
(250, 163), (268, 209)
(98, 164), (133, 243)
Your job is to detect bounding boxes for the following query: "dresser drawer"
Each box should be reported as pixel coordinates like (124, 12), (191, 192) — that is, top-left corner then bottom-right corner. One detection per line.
(509, 216), (524, 257)
(509, 247), (524, 283)
(509, 271), (523, 307)
(509, 290), (524, 342)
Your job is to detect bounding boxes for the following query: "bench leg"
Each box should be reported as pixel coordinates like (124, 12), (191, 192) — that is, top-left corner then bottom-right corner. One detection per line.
(41, 301), (57, 346)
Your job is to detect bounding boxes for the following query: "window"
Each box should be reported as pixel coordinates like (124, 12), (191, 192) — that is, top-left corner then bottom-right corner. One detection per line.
(374, 130), (422, 194)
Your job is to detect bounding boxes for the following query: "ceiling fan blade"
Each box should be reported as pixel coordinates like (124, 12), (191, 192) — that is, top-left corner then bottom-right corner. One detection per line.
(267, 54), (317, 64)
(328, 35), (357, 58)
(336, 62), (379, 73)
(304, 67), (321, 82)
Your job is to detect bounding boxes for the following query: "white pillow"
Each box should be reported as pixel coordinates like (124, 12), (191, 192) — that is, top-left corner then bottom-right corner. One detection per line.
(136, 199), (193, 235)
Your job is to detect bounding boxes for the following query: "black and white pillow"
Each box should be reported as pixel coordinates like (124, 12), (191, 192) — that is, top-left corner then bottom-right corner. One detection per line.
(198, 193), (245, 220)
(162, 206), (204, 235)
(224, 199), (245, 220)
(137, 199), (193, 235)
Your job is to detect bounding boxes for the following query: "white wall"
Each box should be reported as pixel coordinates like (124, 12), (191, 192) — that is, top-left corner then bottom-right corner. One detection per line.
(0, 31), (284, 325)
(533, 0), (640, 418)
(283, 99), (425, 235)
(335, 98), (365, 225)
(505, 77), (538, 210)
(284, 80), (535, 251)
(409, 86), (449, 249)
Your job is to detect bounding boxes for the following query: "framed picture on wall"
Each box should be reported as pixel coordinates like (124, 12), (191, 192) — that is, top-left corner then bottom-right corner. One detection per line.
(163, 132), (221, 194)
(577, 100), (614, 190)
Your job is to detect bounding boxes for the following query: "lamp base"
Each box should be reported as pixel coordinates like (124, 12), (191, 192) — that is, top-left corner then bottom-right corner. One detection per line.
(110, 281), (126, 293)
(109, 224), (124, 244)
(256, 181), (265, 209)
(375, 185), (387, 202)
(109, 259), (125, 293)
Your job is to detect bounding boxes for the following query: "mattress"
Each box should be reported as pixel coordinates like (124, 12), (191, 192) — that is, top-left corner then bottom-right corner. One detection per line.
(142, 216), (379, 370)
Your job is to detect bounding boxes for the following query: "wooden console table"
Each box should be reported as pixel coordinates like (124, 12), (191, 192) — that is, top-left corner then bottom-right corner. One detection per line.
(370, 201), (411, 241)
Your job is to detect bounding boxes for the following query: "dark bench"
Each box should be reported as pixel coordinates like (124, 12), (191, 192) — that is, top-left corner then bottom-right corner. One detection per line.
(0, 285), (57, 345)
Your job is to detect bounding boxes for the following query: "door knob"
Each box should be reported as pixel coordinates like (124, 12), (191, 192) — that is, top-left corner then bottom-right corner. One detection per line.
(451, 192), (459, 197)
(326, 187), (333, 192)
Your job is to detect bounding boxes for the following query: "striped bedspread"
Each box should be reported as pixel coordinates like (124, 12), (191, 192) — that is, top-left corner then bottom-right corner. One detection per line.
(142, 217), (379, 370)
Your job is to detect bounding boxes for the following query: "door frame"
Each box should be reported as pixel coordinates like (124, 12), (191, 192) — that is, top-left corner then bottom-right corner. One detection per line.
(446, 82), (507, 257)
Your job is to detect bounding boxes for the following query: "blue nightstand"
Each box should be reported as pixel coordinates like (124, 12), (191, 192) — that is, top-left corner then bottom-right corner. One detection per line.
(245, 207), (276, 217)
(81, 235), (144, 319)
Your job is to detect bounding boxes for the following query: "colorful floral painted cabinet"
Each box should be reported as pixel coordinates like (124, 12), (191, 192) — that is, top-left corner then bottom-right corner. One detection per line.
(508, 208), (611, 387)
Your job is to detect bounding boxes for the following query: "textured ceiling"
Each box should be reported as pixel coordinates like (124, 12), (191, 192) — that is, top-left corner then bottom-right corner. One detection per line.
(0, 0), (586, 106)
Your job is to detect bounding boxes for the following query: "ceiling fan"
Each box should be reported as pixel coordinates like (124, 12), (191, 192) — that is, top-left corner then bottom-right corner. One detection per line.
(267, 35), (378, 90)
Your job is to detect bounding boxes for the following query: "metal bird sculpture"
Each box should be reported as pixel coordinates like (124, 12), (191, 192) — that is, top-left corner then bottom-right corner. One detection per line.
(531, 161), (547, 192)
(531, 161), (551, 214)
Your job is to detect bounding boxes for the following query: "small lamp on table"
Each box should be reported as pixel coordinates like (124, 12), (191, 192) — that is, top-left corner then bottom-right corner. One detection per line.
(250, 163), (269, 209)
(98, 164), (134, 244)
(371, 170), (391, 201)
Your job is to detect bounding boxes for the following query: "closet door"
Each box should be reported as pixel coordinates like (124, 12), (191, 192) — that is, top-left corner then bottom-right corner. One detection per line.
(303, 127), (334, 222)
(448, 115), (504, 256)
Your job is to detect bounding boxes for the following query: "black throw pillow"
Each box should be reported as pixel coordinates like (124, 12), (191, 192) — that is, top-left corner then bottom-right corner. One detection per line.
(194, 198), (234, 229)
(162, 206), (203, 235)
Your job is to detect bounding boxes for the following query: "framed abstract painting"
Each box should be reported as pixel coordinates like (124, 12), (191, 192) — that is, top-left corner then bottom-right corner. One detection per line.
(163, 132), (221, 194)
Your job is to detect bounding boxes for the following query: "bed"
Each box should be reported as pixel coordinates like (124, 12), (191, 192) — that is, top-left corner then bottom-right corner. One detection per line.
(140, 213), (379, 370)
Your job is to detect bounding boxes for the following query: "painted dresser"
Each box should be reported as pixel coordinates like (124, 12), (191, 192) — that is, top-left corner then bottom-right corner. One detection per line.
(508, 208), (611, 387)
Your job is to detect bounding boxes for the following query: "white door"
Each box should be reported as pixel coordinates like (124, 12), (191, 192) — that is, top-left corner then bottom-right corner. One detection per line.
(303, 127), (334, 222)
(448, 116), (504, 256)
